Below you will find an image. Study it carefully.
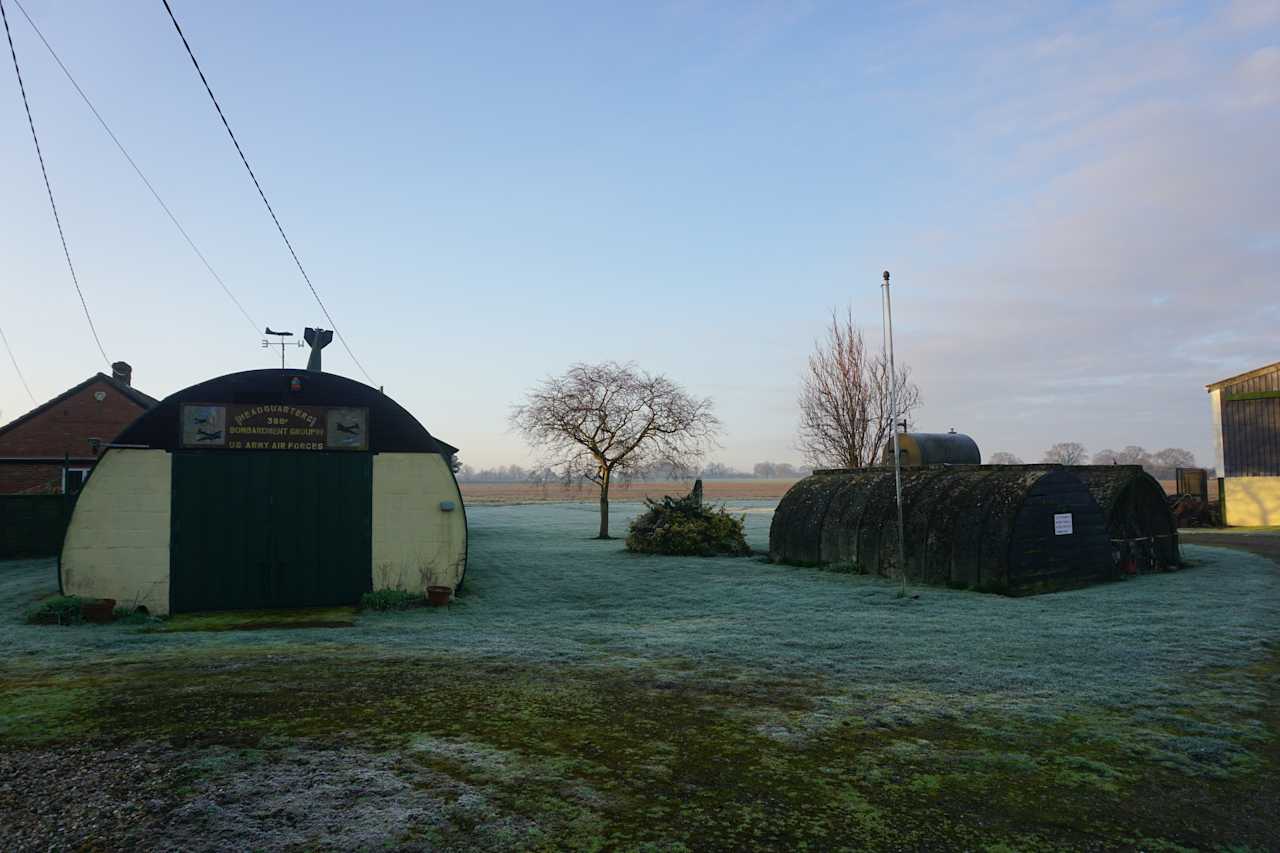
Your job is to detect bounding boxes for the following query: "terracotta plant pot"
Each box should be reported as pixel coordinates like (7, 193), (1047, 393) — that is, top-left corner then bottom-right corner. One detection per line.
(426, 586), (452, 607)
(81, 598), (117, 624)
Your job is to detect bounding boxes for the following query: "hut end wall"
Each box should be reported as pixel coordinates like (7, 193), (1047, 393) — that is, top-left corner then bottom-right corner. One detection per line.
(59, 449), (172, 615)
(372, 453), (467, 592)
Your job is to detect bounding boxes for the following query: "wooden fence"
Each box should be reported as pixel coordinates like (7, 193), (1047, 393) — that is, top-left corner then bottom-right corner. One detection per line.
(0, 495), (74, 559)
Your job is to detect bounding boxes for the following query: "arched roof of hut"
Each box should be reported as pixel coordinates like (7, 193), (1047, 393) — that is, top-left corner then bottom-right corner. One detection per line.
(113, 369), (455, 454)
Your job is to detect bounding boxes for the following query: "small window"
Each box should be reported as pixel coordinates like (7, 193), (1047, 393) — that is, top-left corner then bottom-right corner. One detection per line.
(63, 468), (91, 495)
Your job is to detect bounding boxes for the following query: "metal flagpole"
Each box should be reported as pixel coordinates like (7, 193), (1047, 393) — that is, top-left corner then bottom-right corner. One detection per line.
(882, 270), (907, 595)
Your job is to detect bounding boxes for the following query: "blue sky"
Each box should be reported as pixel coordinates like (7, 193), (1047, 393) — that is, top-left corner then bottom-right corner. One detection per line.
(1, 0), (1277, 468)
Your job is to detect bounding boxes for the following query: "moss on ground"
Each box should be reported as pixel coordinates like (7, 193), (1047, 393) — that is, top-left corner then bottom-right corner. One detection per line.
(147, 607), (358, 632)
(3, 513), (1278, 850)
(1, 649), (1275, 851)
(0, 676), (91, 742)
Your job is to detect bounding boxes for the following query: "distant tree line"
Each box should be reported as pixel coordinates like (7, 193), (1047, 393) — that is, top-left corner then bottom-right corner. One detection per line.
(986, 444), (1208, 479)
(454, 464), (541, 483)
(455, 460), (812, 482)
(748, 461), (812, 479)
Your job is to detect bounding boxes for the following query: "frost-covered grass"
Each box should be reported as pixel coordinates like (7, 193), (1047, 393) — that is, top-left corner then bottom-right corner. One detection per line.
(2, 501), (1278, 850)
(4, 502), (1276, 709)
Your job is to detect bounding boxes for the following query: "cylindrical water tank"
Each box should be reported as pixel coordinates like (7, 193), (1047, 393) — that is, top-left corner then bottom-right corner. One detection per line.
(880, 432), (981, 466)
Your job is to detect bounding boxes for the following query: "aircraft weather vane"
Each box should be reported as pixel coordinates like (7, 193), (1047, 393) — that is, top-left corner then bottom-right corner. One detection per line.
(262, 327), (304, 368)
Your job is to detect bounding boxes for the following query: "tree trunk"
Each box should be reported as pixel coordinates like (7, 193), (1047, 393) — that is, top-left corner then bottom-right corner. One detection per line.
(597, 470), (611, 539)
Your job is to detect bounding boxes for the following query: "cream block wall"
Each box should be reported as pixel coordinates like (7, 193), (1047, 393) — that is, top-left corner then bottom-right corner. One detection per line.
(61, 449), (172, 614)
(1223, 476), (1280, 527)
(372, 453), (467, 593)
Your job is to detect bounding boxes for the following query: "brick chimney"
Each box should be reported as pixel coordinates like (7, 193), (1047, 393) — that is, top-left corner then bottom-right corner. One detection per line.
(111, 361), (133, 386)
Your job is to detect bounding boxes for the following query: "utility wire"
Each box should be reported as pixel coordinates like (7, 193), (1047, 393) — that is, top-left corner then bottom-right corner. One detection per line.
(1, 0), (110, 366)
(13, 0), (259, 335)
(160, 0), (375, 384)
(0, 322), (37, 404)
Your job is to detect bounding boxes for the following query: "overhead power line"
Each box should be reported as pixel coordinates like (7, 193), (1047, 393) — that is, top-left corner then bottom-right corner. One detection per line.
(13, 0), (259, 335)
(0, 322), (37, 404)
(160, 0), (375, 385)
(1, 0), (110, 366)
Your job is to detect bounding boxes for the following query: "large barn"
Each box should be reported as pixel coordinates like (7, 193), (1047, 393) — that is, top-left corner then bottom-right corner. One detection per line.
(1207, 361), (1280, 526)
(59, 368), (466, 614)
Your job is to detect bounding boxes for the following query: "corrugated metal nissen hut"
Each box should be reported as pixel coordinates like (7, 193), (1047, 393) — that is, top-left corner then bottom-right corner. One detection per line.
(59, 363), (466, 614)
(770, 431), (1179, 595)
(770, 466), (1114, 595)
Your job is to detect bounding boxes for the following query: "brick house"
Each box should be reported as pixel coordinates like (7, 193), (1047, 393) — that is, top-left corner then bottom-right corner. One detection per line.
(0, 362), (157, 494)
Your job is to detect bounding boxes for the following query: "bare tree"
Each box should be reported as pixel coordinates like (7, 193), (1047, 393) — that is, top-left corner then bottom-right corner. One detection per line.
(1118, 445), (1152, 466)
(988, 451), (1023, 465)
(1092, 445), (1151, 466)
(797, 308), (921, 469)
(1043, 442), (1088, 465)
(753, 461), (777, 479)
(511, 362), (720, 539)
(1144, 447), (1196, 479)
(702, 462), (734, 479)
(1152, 447), (1196, 469)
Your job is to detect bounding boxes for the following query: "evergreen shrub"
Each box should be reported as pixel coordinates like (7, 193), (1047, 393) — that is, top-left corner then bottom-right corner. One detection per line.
(625, 493), (751, 557)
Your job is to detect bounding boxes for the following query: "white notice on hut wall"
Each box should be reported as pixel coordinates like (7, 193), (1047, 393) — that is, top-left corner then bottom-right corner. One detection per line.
(1054, 513), (1073, 535)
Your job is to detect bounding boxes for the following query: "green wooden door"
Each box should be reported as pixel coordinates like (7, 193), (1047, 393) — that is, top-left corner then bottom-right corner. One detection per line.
(170, 451), (372, 613)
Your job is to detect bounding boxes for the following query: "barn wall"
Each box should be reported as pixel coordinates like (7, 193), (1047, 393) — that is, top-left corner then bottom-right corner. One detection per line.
(1210, 388), (1225, 475)
(1221, 397), (1280, 477)
(1223, 477), (1280, 526)
(371, 453), (466, 592)
(1218, 366), (1280, 478)
(60, 449), (171, 614)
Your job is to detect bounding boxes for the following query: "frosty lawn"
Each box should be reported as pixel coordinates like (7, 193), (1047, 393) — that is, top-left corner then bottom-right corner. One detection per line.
(1, 501), (1278, 850)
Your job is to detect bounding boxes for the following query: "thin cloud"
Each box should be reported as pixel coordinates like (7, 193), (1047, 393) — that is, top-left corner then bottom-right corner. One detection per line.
(1225, 0), (1280, 30)
(878, 4), (1278, 463)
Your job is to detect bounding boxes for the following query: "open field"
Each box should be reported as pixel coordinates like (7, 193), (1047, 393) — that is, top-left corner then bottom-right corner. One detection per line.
(459, 478), (801, 504)
(463, 476), (1213, 506)
(2, 502), (1278, 850)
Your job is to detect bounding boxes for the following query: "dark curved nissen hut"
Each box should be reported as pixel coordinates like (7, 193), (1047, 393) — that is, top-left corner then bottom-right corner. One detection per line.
(770, 467), (1114, 595)
(1073, 465), (1179, 571)
(60, 369), (466, 614)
